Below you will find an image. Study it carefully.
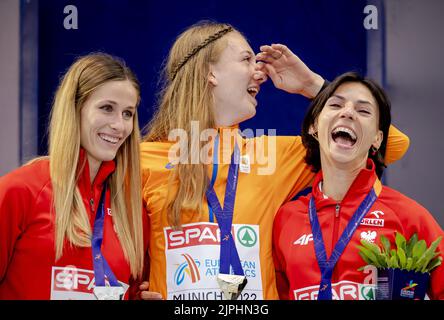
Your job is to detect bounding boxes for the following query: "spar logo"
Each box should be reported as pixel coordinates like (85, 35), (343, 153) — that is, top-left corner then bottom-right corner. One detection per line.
(237, 226), (257, 247)
(174, 254), (201, 286)
(50, 266), (128, 300)
(360, 285), (376, 300)
(165, 223), (235, 249)
(400, 280), (417, 298)
(52, 266), (96, 294)
(294, 281), (376, 300)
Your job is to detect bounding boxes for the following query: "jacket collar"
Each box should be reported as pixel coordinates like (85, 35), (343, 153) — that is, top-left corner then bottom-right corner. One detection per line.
(77, 148), (116, 191)
(311, 159), (380, 212)
(214, 124), (248, 161)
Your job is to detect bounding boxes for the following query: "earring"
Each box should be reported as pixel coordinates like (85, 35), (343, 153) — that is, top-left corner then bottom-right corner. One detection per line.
(311, 132), (318, 141)
(370, 146), (378, 156)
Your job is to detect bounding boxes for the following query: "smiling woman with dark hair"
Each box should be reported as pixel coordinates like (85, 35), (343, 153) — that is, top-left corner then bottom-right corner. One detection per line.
(273, 72), (444, 300)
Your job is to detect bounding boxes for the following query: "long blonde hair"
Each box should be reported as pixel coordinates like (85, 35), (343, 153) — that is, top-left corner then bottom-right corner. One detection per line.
(144, 21), (239, 227)
(49, 53), (143, 278)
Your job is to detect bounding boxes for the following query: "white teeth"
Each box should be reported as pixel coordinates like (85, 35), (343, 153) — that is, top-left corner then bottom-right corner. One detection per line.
(332, 127), (357, 140)
(247, 87), (258, 94)
(99, 133), (119, 144)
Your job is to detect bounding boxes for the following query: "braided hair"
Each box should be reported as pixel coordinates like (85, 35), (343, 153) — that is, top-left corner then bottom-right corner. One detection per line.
(169, 25), (233, 81)
(144, 21), (242, 228)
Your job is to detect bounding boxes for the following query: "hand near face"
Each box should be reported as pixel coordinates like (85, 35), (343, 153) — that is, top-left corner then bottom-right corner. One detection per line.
(256, 44), (324, 99)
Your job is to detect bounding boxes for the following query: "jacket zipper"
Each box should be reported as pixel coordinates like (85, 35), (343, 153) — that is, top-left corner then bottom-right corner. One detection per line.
(331, 203), (340, 252)
(90, 198), (95, 213)
(89, 184), (95, 214)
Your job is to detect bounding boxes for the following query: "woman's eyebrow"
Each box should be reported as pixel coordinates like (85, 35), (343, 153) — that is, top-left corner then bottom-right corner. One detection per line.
(99, 99), (117, 105)
(240, 50), (254, 56)
(356, 99), (373, 106)
(330, 95), (373, 106)
(330, 94), (345, 101)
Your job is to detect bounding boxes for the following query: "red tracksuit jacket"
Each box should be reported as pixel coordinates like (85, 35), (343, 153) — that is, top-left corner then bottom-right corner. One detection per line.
(273, 160), (444, 300)
(0, 150), (148, 299)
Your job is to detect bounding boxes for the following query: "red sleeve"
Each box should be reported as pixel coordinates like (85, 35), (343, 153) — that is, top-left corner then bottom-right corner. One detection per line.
(273, 206), (290, 300)
(0, 170), (29, 281)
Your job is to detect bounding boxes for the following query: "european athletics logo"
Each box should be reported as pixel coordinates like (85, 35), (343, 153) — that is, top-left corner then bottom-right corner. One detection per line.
(402, 280), (418, 291)
(174, 254), (201, 285)
(400, 280), (418, 298)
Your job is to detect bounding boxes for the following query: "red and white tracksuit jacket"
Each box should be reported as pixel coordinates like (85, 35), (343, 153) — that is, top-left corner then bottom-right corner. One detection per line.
(0, 149), (148, 300)
(273, 160), (444, 300)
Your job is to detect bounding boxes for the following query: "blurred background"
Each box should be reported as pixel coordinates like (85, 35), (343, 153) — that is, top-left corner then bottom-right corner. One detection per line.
(1, 0), (443, 227)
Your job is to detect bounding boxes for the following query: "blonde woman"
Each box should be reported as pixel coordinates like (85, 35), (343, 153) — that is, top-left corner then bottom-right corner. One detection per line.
(0, 53), (146, 300)
(141, 21), (410, 300)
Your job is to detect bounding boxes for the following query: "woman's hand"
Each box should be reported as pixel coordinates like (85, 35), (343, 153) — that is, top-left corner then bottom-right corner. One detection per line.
(256, 44), (324, 99)
(138, 281), (163, 300)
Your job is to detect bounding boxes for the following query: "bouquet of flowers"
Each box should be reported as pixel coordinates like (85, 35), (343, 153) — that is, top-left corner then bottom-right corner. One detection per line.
(357, 232), (442, 300)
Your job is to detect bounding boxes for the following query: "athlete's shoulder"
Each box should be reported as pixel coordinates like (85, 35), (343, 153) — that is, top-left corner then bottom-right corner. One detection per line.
(0, 158), (51, 208)
(246, 134), (301, 146)
(379, 186), (429, 214)
(379, 185), (439, 227)
(0, 159), (50, 191)
(140, 140), (173, 155)
(275, 195), (310, 224)
(140, 141), (174, 169)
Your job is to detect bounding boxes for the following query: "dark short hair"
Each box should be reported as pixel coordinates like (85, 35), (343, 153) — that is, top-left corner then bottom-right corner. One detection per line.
(301, 72), (392, 178)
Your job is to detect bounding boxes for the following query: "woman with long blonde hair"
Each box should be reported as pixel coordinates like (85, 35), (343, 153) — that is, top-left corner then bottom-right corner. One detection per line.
(0, 53), (146, 300)
(141, 21), (410, 300)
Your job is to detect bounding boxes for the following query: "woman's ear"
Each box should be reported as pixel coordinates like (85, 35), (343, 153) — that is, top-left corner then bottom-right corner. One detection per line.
(308, 118), (319, 134)
(208, 69), (218, 86)
(308, 123), (319, 141)
(372, 130), (383, 150)
(308, 125), (316, 135)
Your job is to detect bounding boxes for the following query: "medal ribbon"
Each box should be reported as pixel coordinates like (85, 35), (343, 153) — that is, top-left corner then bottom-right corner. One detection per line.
(208, 134), (220, 223)
(91, 184), (121, 287)
(309, 188), (377, 300)
(206, 142), (244, 276)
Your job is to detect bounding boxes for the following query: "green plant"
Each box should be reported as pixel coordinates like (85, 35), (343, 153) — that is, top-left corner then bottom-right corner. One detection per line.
(357, 232), (442, 273)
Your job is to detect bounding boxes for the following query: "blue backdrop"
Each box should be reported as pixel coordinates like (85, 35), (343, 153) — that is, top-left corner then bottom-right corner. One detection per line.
(36, 0), (367, 155)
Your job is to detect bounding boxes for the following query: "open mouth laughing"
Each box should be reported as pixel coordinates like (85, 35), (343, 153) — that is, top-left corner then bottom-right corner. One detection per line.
(331, 126), (357, 148)
(247, 85), (259, 98)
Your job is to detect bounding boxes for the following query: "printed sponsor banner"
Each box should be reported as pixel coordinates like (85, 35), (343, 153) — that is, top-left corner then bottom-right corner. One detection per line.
(164, 222), (262, 300)
(50, 266), (128, 300)
(360, 218), (384, 227)
(293, 281), (377, 300)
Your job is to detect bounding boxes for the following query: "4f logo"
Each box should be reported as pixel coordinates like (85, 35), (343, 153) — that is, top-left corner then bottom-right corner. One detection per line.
(293, 234), (313, 246)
